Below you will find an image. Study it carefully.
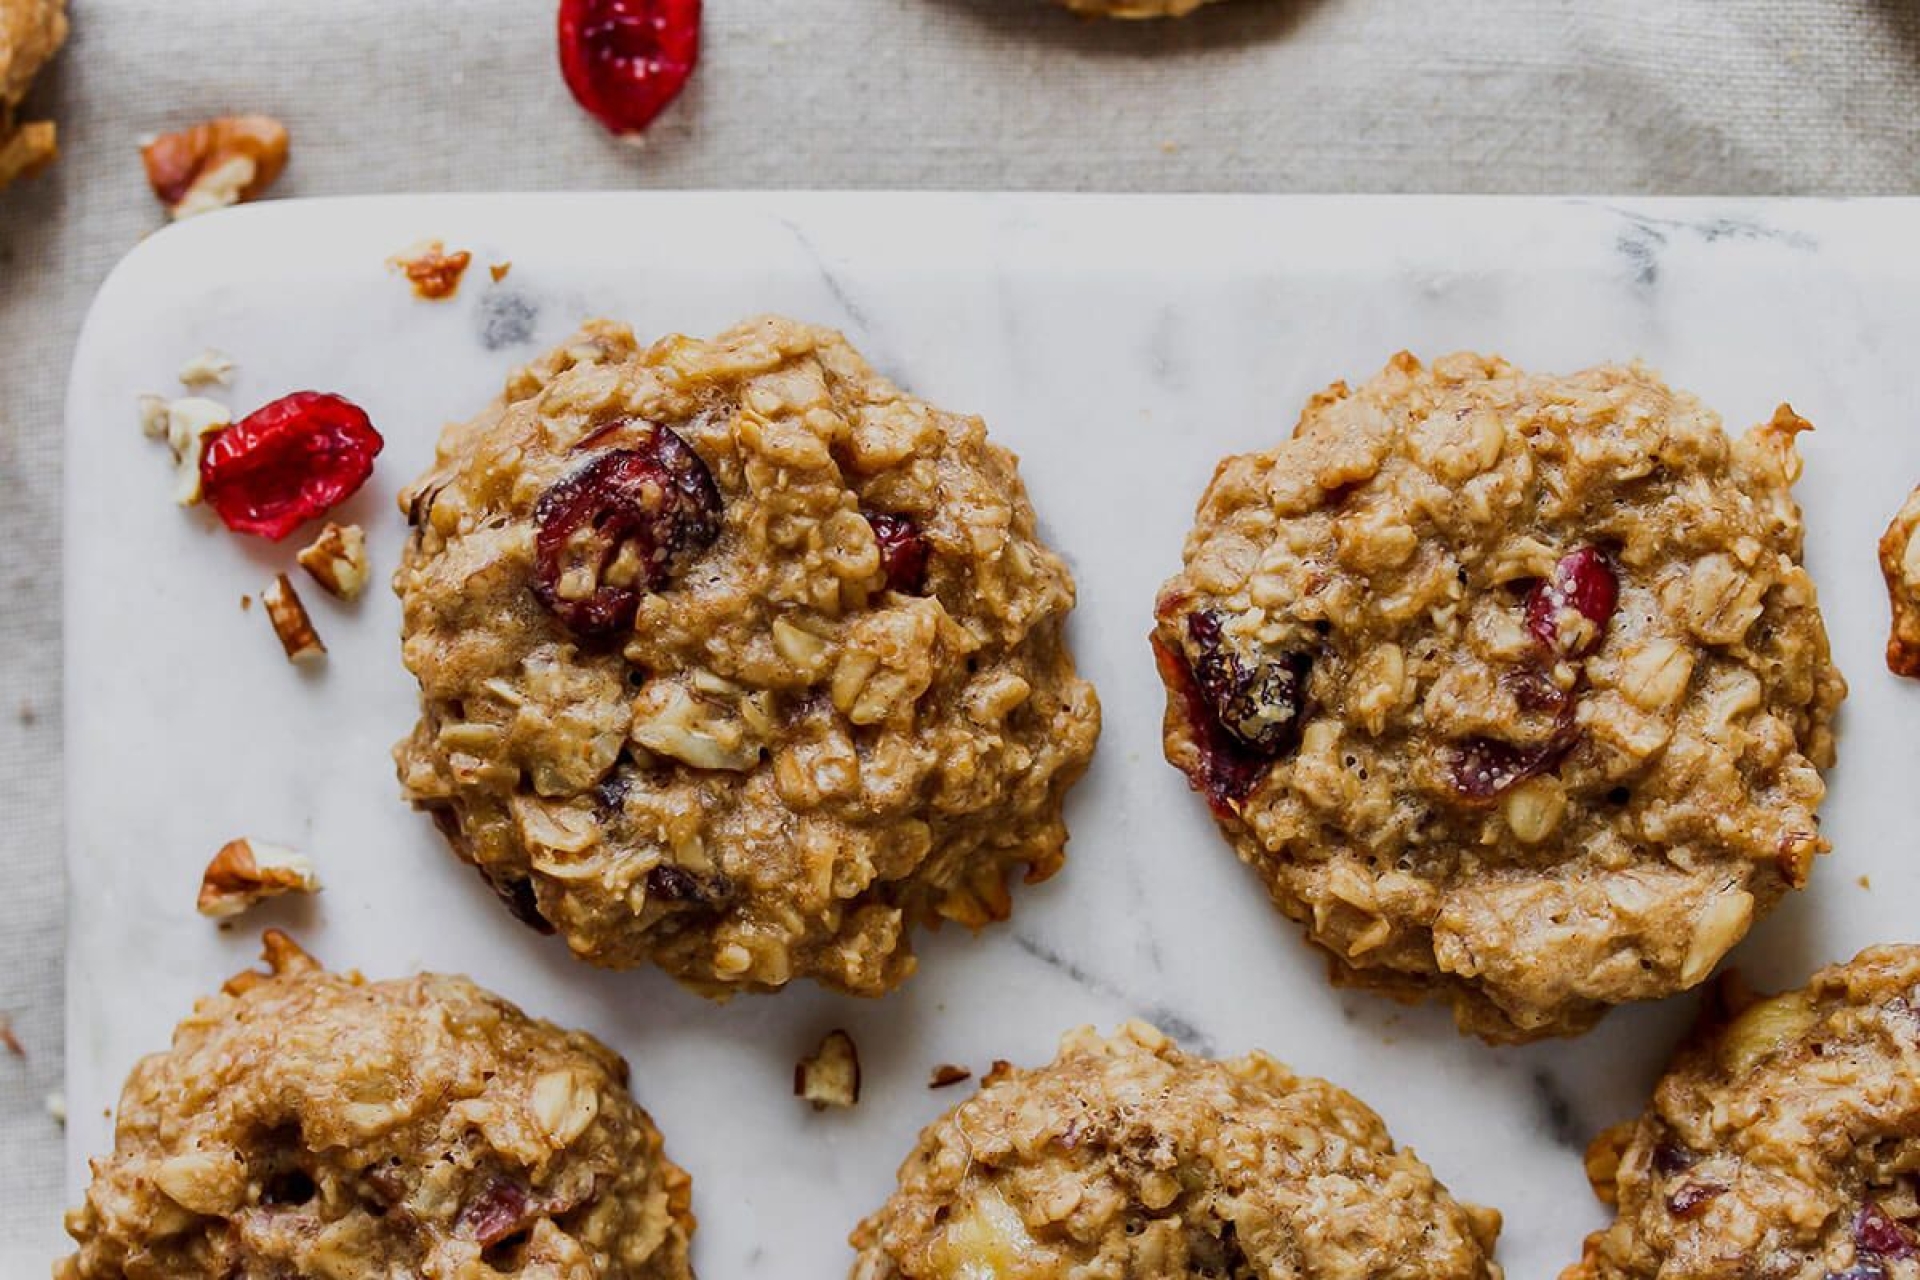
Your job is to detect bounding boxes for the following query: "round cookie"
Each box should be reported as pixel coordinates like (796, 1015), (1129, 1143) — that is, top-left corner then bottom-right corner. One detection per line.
(0, 0), (67, 187)
(1152, 352), (1843, 1042)
(849, 1020), (1503, 1279)
(59, 932), (694, 1280)
(1056, 0), (1225, 16)
(1571, 946), (1920, 1280)
(396, 316), (1099, 997)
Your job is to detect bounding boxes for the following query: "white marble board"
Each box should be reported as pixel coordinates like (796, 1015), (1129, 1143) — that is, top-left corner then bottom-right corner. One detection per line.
(63, 194), (1920, 1277)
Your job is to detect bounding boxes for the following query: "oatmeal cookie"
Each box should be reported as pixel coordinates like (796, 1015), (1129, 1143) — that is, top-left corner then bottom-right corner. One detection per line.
(1056, 0), (1225, 16)
(849, 1020), (1503, 1279)
(1153, 353), (1843, 1043)
(396, 316), (1099, 997)
(0, 0), (65, 188)
(58, 932), (695, 1280)
(1569, 946), (1920, 1280)
(1878, 484), (1920, 676)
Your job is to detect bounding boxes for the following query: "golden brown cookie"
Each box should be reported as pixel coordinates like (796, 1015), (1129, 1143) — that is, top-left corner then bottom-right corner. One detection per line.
(0, 0), (66, 188)
(850, 1021), (1503, 1279)
(395, 316), (1099, 997)
(1152, 353), (1843, 1042)
(1878, 484), (1920, 677)
(1056, 0), (1225, 16)
(59, 932), (694, 1280)
(1570, 946), (1920, 1280)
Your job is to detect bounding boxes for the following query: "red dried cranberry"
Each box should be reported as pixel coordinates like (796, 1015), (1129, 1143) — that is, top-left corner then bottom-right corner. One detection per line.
(1664, 1181), (1726, 1218)
(457, 1179), (532, 1246)
(1829, 1267), (1890, 1280)
(1856, 1203), (1918, 1259)
(531, 426), (721, 636)
(645, 863), (736, 907)
(199, 392), (383, 541)
(1651, 1141), (1699, 1176)
(1185, 610), (1313, 756)
(558, 0), (700, 136)
(1448, 727), (1577, 802)
(1505, 666), (1572, 716)
(1152, 634), (1271, 818)
(1525, 546), (1620, 657)
(865, 511), (931, 595)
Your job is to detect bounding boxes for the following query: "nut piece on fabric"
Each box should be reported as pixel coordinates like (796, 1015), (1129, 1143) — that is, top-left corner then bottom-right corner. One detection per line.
(141, 115), (289, 219)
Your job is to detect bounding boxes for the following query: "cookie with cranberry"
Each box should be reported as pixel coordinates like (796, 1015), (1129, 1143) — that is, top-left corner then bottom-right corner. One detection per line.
(849, 1020), (1503, 1279)
(396, 316), (1099, 997)
(1152, 352), (1843, 1042)
(0, 0), (67, 187)
(1571, 946), (1920, 1280)
(59, 932), (694, 1280)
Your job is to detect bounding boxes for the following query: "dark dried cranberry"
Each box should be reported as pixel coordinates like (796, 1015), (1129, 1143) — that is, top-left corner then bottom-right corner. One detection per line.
(645, 863), (735, 907)
(558, 0), (700, 137)
(865, 511), (931, 595)
(1447, 724), (1577, 801)
(1829, 1267), (1890, 1280)
(457, 1179), (532, 1246)
(1652, 1141), (1699, 1176)
(531, 427), (721, 636)
(1525, 546), (1620, 657)
(1856, 1203), (1918, 1259)
(1506, 666), (1572, 716)
(200, 392), (384, 541)
(1152, 634), (1271, 817)
(1665, 1181), (1726, 1218)
(478, 868), (554, 935)
(1185, 610), (1313, 756)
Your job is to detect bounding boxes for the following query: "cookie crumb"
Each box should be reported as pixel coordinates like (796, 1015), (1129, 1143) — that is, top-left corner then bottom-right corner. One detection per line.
(390, 240), (473, 300)
(45, 1092), (66, 1126)
(490, 261), (512, 283)
(928, 1063), (971, 1089)
(1859, 874), (1873, 890)
(795, 1029), (860, 1110)
(0, 1014), (22, 1058)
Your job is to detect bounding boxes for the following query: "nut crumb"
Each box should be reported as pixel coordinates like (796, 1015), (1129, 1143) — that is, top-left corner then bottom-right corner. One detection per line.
(928, 1063), (971, 1089)
(140, 395), (232, 505)
(794, 1029), (861, 1110)
(390, 240), (473, 300)
(490, 261), (513, 283)
(45, 1091), (65, 1126)
(1860, 874), (1873, 890)
(0, 1014), (22, 1058)
(197, 838), (322, 919)
(0, 121), (59, 189)
(263, 574), (326, 663)
(177, 349), (236, 389)
(296, 522), (370, 601)
(142, 116), (290, 220)
(240, 595), (252, 612)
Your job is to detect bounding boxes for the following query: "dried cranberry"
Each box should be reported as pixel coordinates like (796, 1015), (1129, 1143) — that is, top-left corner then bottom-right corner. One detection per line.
(1152, 635), (1272, 818)
(865, 511), (930, 595)
(1856, 1203), (1918, 1259)
(199, 392), (383, 541)
(558, 0), (700, 137)
(457, 1179), (532, 1246)
(1829, 1267), (1890, 1280)
(531, 427), (721, 636)
(1448, 727), (1577, 802)
(1505, 666), (1572, 716)
(645, 863), (735, 907)
(1665, 1181), (1726, 1218)
(1651, 1141), (1699, 1176)
(1525, 546), (1620, 657)
(1185, 610), (1313, 756)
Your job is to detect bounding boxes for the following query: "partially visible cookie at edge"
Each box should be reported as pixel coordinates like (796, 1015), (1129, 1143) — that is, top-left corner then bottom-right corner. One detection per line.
(1568, 945), (1920, 1280)
(0, 0), (68, 188)
(395, 316), (1100, 998)
(1878, 483), (1920, 676)
(58, 931), (695, 1280)
(1056, 0), (1226, 16)
(1152, 352), (1844, 1042)
(849, 1020), (1503, 1279)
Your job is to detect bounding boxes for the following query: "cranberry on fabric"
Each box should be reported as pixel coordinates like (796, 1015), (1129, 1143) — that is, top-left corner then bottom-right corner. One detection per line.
(199, 392), (383, 541)
(558, 0), (701, 136)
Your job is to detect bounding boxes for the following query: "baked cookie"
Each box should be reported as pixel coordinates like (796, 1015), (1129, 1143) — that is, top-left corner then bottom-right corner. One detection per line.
(396, 316), (1099, 997)
(1879, 484), (1920, 676)
(0, 0), (66, 188)
(59, 932), (694, 1280)
(849, 1020), (1503, 1279)
(1152, 353), (1843, 1042)
(1570, 946), (1920, 1280)
(1056, 0), (1225, 16)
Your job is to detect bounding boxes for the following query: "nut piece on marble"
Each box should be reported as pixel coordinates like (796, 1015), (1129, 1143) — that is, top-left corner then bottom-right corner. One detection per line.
(1880, 482), (1920, 677)
(176, 349), (236, 390)
(196, 838), (320, 919)
(137, 394), (231, 506)
(928, 1063), (972, 1089)
(794, 1029), (861, 1110)
(296, 522), (369, 601)
(262, 573), (325, 663)
(141, 115), (289, 220)
(389, 239), (472, 300)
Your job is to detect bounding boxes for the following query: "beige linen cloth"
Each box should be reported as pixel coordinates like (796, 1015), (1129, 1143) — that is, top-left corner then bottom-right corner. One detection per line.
(1, 0), (1915, 1264)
